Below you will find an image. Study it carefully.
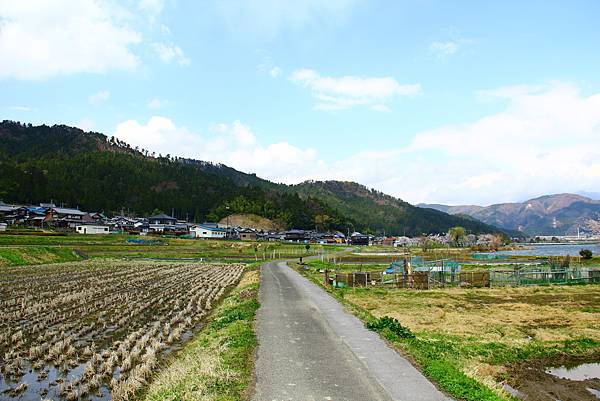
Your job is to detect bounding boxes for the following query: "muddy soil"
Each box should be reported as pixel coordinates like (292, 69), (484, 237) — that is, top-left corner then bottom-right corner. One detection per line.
(505, 353), (600, 401)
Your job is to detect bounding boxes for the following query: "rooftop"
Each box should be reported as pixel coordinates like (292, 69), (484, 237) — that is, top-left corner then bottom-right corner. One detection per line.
(148, 213), (177, 220)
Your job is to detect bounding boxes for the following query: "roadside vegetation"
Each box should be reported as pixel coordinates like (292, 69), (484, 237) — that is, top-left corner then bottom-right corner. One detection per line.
(294, 260), (600, 401)
(140, 267), (260, 401)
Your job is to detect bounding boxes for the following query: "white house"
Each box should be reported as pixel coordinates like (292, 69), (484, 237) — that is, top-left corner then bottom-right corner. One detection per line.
(75, 224), (110, 235)
(191, 225), (227, 239)
(0, 223), (7, 232)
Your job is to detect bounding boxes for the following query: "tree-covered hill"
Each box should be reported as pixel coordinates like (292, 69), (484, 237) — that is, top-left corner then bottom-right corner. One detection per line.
(0, 120), (507, 235)
(291, 180), (505, 236)
(0, 121), (341, 228)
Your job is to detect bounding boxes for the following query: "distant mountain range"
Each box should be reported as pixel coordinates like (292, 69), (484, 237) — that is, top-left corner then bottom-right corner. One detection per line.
(419, 194), (600, 236)
(0, 120), (506, 236)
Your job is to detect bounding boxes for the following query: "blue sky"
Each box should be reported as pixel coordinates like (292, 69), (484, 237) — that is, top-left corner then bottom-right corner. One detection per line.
(2, 0), (600, 205)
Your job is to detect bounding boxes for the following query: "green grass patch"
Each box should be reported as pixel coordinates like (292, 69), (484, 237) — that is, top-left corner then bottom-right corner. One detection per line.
(0, 246), (82, 266)
(580, 306), (600, 313)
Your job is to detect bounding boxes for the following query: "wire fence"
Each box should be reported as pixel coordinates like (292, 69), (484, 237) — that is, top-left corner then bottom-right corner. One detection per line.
(325, 268), (600, 290)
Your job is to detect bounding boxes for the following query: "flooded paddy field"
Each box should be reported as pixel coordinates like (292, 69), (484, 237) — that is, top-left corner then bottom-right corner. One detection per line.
(507, 354), (600, 400)
(0, 260), (244, 400)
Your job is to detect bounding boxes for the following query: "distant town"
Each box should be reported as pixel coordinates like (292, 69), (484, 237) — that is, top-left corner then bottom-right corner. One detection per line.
(0, 200), (560, 248)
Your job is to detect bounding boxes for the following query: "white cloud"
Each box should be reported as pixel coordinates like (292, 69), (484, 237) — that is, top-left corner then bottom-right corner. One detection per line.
(429, 36), (476, 60)
(113, 83), (600, 205)
(113, 117), (322, 182)
(159, 24), (171, 35)
(0, 0), (141, 80)
(291, 68), (421, 111)
(217, 0), (358, 37)
(429, 41), (458, 58)
(269, 66), (282, 78)
(256, 50), (281, 77)
(329, 82), (600, 204)
(138, 0), (164, 19)
(371, 104), (390, 113)
(148, 98), (167, 109)
(76, 118), (94, 131)
(8, 105), (34, 112)
(88, 90), (110, 105)
(152, 42), (190, 66)
(476, 84), (546, 102)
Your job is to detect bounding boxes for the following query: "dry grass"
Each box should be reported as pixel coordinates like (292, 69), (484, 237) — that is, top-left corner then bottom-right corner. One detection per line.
(238, 269), (260, 288)
(141, 269), (260, 401)
(347, 284), (600, 345)
(143, 341), (232, 400)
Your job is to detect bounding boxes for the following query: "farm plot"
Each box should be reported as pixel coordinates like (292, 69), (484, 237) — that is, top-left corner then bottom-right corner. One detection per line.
(0, 260), (244, 401)
(294, 262), (600, 401)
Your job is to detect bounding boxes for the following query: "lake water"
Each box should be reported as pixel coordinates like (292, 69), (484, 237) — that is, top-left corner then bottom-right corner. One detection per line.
(498, 243), (600, 257)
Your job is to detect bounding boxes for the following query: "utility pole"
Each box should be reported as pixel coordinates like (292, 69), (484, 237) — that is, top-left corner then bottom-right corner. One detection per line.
(226, 205), (230, 239)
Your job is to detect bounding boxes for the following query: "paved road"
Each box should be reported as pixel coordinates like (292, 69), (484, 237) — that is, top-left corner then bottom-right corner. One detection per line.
(252, 261), (451, 401)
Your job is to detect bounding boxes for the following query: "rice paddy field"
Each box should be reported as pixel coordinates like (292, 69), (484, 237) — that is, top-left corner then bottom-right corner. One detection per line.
(0, 259), (245, 401)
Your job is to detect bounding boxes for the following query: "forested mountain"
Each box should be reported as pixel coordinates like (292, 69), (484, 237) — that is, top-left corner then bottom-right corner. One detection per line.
(291, 181), (505, 236)
(419, 194), (600, 236)
(0, 120), (506, 235)
(0, 121), (339, 229)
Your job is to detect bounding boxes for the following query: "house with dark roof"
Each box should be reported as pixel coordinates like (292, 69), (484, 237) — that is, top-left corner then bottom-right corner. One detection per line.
(350, 232), (370, 246)
(0, 202), (21, 224)
(284, 229), (309, 242)
(148, 213), (177, 232)
(47, 206), (87, 228)
(148, 213), (177, 225)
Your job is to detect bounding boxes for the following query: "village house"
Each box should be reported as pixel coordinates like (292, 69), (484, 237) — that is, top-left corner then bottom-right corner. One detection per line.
(148, 213), (177, 232)
(350, 232), (370, 246)
(284, 229), (309, 243)
(382, 237), (397, 246)
(263, 231), (285, 241)
(0, 202), (21, 225)
(47, 206), (87, 229)
(75, 224), (110, 234)
(315, 233), (338, 244)
(238, 228), (258, 241)
(191, 224), (227, 239)
(24, 206), (48, 227)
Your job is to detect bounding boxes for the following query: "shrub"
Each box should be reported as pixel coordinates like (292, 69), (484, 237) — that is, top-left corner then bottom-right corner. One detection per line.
(580, 249), (593, 259)
(366, 316), (415, 340)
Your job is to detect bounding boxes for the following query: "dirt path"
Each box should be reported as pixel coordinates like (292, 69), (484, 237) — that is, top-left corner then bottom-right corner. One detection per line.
(252, 261), (451, 401)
